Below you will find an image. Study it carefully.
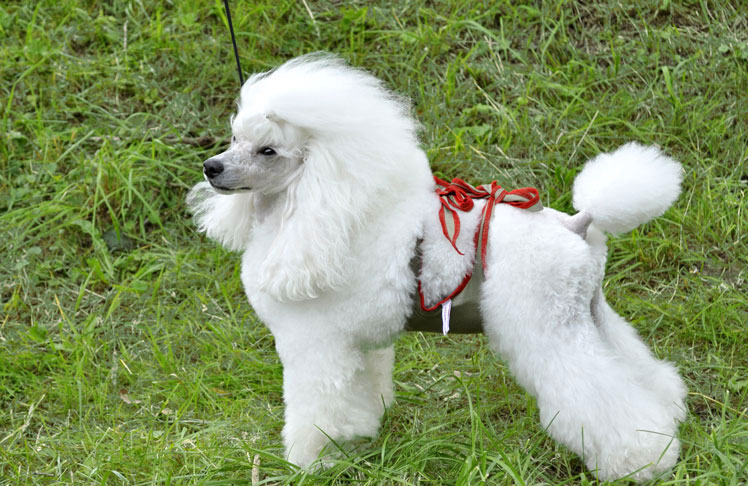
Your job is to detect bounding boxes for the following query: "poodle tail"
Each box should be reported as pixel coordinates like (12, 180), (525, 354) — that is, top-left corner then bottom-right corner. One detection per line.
(572, 143), (683, 234)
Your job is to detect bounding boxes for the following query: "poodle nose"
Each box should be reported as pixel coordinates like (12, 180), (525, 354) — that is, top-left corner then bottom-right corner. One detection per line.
(203, 157), (224, 179)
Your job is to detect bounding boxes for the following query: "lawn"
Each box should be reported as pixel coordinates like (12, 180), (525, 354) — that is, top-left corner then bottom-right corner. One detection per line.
(1, 0), (746, 484)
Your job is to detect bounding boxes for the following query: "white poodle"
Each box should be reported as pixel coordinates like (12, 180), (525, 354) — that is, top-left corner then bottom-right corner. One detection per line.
(188, 54), (687, 481)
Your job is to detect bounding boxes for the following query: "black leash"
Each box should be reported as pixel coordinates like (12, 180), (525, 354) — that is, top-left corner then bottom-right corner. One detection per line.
(222, 0), (244, 86)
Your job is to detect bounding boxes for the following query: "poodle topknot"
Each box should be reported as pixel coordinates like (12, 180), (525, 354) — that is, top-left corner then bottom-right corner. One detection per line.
(188, 54), (686, 481)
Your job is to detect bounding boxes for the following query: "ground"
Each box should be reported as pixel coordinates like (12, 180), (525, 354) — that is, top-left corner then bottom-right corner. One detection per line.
(1, 0), (746, 484)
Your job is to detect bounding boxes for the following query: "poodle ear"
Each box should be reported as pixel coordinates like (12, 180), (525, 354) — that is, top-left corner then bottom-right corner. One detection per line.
(187, 182), (255, 252)
(258, 138), (362, 301)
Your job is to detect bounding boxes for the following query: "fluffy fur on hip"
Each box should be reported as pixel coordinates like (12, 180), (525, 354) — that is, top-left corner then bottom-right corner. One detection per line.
(188, 54), (686, 482)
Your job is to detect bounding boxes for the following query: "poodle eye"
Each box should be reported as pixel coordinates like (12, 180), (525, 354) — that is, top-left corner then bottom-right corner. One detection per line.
(231, 136), (237, 144)
(259, 147), (276, 156)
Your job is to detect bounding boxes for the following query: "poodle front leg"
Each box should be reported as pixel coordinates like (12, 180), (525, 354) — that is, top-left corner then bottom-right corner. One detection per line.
(276, 338), (394, 468)
(363, 345), (395, 408)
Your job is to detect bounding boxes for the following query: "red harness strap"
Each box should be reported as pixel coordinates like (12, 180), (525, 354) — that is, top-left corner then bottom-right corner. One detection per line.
(418, 176), (540, 312)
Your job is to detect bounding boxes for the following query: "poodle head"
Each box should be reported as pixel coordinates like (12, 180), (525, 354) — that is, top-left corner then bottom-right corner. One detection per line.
(203, 111), (307, 196)
(190, 53), (430, 300)
(201, 53), (423, 197)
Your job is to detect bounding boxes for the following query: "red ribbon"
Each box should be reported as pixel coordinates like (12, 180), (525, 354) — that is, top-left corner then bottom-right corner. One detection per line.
(419, 177), (540, 312)
(434, 177), (539, 268)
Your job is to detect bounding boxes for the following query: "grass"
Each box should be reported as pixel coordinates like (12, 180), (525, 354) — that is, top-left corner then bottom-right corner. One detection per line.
(1, 0), (746, 484)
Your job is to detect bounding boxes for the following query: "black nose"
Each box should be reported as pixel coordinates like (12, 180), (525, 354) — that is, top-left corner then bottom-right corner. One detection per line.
(203, 157), (224, 179)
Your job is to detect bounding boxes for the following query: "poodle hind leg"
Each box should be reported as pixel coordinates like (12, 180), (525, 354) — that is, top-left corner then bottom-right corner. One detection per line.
(483, 286), (681, 480)
(481, 206), (681, 481)
(592, 289), (687, 422)
(586, 226), (687, 422)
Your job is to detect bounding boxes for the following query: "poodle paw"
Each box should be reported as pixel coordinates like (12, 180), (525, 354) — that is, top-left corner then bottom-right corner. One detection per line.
(591, 433), (680, 482)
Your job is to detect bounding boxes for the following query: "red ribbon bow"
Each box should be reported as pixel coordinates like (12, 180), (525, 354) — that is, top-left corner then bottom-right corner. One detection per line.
(419, 176), (540, 313)
(434, 176), (539, 268)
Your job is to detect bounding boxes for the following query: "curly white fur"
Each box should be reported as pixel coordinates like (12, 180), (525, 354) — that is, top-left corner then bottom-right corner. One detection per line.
(573, 142), (684, 234)
(188, 54), (687, 481)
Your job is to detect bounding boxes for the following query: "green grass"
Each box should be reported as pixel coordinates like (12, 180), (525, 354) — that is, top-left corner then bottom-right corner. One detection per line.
(1, 0), (746, 484)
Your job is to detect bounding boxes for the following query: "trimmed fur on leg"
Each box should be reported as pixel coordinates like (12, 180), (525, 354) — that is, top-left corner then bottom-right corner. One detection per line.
(481, 205), (682, 481)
